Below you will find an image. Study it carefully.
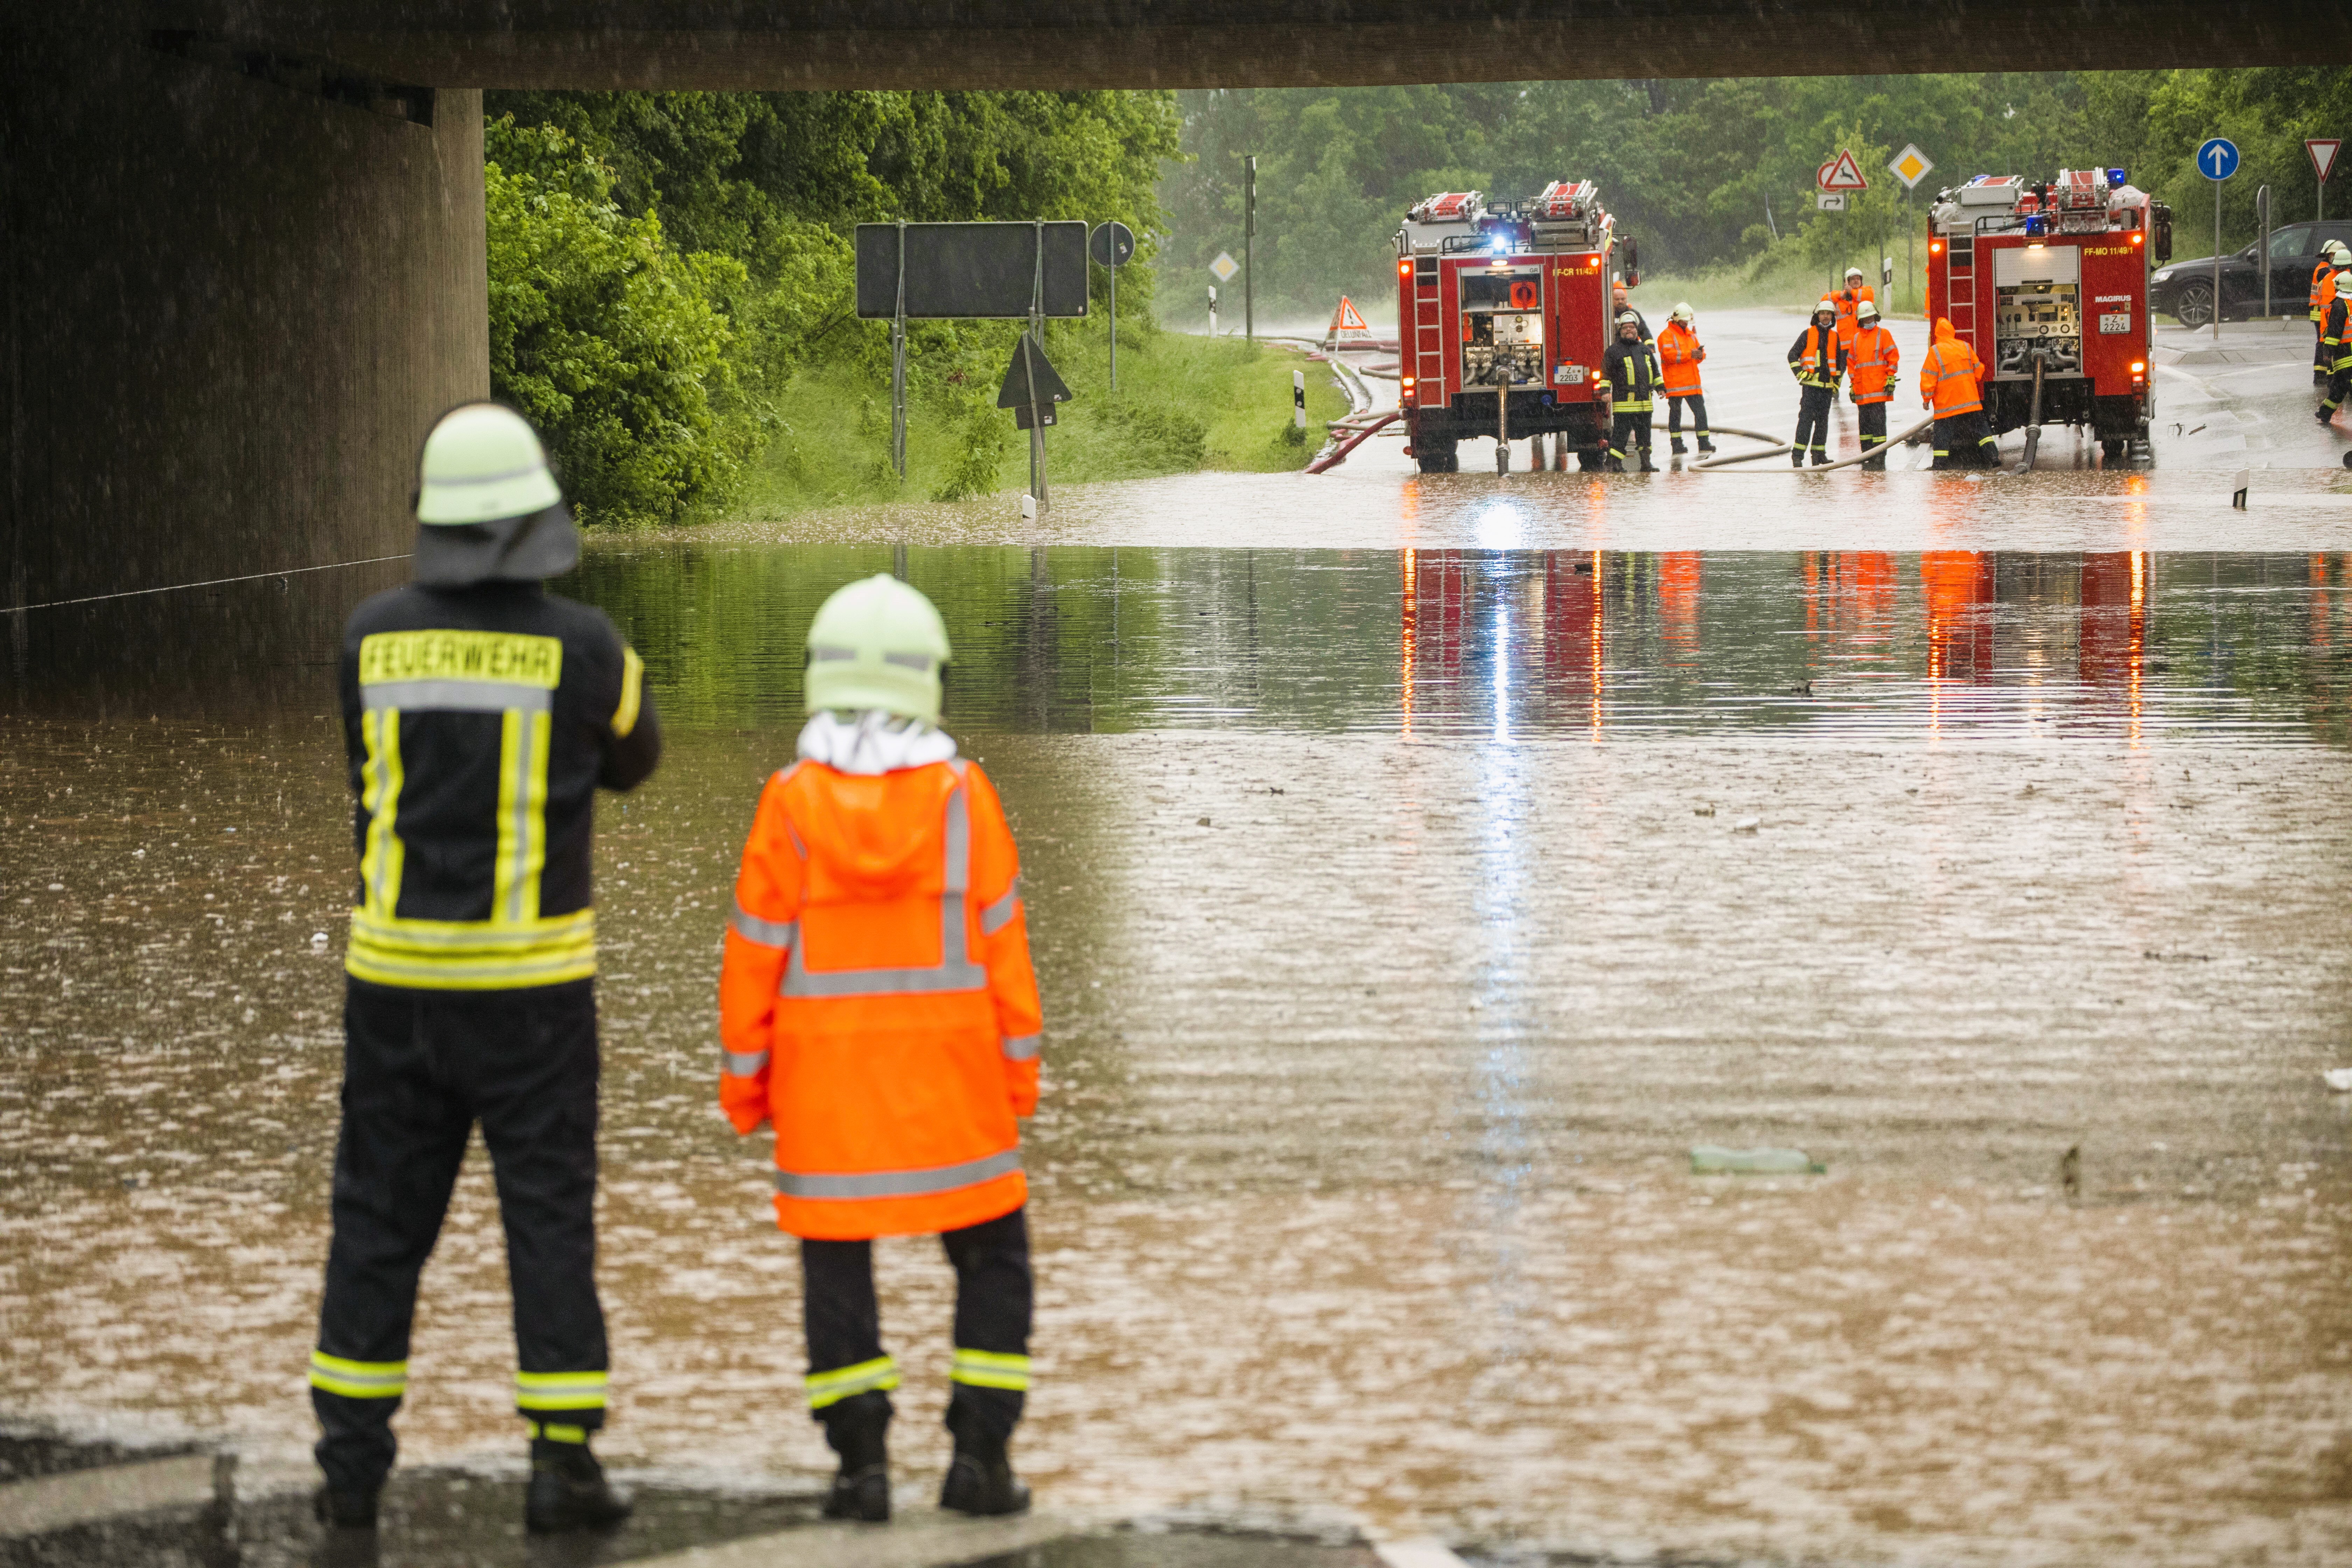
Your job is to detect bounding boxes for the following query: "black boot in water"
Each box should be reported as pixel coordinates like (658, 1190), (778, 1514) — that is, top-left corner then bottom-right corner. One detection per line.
(524, 1435), (633, 1534)
(939, 1406), (1030, 1517)
(821, 1401), (892, 1522)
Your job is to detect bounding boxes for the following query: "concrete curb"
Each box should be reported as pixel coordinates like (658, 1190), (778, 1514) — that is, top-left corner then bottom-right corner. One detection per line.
(0, 1452), (226, 1539)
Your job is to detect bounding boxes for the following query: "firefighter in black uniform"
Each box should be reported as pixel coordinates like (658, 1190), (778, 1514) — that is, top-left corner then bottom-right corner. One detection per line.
(1603, 311), (1660, 471)
(2321, 273), (2352, 427)
(309, 402), (660, 1534)
(1787, 298), (1846, 466)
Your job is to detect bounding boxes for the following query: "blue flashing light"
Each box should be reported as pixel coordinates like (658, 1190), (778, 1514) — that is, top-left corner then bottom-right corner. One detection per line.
(2108, 166), (2128, 187)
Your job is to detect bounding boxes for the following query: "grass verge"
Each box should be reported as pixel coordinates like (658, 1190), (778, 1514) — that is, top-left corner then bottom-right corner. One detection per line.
(735, 317), (1352, 519)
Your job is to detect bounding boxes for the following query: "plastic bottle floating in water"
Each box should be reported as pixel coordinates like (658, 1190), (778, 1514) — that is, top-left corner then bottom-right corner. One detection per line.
(1689, 1146), (1826, 1175)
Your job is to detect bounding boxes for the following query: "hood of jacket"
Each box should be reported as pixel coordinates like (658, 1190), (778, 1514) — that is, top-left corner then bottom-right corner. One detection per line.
(1933, 318), (1957, 342)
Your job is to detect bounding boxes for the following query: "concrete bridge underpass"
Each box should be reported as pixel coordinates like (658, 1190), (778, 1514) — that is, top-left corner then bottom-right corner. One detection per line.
(0, 5), (2329, 626)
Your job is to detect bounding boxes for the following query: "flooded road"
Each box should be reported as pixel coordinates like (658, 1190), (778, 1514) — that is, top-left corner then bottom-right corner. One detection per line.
(9, 321), (2352, 1564)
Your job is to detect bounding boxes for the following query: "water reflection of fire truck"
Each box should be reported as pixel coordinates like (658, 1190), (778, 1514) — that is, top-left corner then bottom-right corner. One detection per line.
(1926, 169), (2170, 464)
(1396, 184), (1637, 475)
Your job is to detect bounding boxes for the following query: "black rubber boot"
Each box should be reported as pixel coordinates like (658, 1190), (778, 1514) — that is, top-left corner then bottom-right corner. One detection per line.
(2319, 405), (2336, 425)
(1669, 437), (1687, 455)
(1791, 451), (1805, 467)
(1811, 451), (1830, 466)
(1697, 436), (1716, 454)
(1604, 455), (1624, 473)
(525, 1438), (633, 1534)
(939, 1407), (1029, 1517)
(1637, 451), (1658, 472)
(820, 1401), (891, 1523)
(313, 1486), (379, 1530)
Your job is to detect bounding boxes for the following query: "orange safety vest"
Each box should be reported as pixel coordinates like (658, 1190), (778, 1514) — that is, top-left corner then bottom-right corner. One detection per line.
(1835, 284), (1875, 322)
(2314, 260), (2337, 318)
(1657, 321), (1705, 396)
(2319, 267), (2342, 324)
(719, 757), (1042, 1240)
(1921, 321), (1984, 418)
(1847, 324), (1900, 403)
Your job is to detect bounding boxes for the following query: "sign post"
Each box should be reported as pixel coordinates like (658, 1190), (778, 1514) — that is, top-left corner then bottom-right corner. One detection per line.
(1244, 154), (1257, 342)
(890, 222), (907, 480)
(2199, 136), (2241, 342)
(1889, 144), (1935, 316)
(2310, 138), (2342, 222)
(1090, 221), (1135, 392)
(2258, 183), (2272, 318)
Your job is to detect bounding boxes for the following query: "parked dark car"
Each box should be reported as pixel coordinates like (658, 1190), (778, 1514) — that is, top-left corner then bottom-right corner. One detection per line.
(2151, 220), (2352, 326)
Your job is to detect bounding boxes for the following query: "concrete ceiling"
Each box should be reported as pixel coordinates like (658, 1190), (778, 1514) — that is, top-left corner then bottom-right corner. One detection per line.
(73, 3), (2337, 90)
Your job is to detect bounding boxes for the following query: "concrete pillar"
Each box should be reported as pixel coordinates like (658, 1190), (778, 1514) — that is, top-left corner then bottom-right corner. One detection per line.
(0, 31), (485, 623)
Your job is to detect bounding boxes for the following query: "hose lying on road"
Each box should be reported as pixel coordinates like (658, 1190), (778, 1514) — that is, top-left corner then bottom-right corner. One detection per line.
(1307, 411), (1402, 474)
(1692, 415), (1935, 472)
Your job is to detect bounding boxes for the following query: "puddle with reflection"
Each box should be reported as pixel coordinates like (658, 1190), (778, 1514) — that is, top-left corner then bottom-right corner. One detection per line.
(4, 544), (2352, 1563)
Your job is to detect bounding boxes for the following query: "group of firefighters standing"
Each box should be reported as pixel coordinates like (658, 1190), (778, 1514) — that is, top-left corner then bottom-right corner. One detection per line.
(1597, 263), (2000, 471)
(307, 403), (1042, 1538)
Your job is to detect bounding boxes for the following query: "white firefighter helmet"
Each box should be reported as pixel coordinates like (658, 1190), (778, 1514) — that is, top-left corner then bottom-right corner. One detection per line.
(1670, 301), (1695, 324)
(1857, 299), (1880, 323)
(416, 403), (562, 524)
(1616, 311), (1642, 328)
(804, 574), (953, 725)
(2331, 240), (2352, 263)
(1815, 297), (1837, 317)
(1846, 266), (1865, 281)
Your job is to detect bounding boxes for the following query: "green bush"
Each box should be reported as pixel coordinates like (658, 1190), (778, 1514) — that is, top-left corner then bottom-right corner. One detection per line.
(485, 118), (764, 526)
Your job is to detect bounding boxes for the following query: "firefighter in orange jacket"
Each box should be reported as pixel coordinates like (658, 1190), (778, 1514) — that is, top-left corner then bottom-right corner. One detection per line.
(1834, 266), (1875, 324)
(2315, 241), (2351, 385)
(1658, 302), (1713, 457)
(1846, 300), (1901, 468)
(1787, 298), (1846, 466)
(1921, 318), (1998, 468)
(719, 574), (1043, 1525)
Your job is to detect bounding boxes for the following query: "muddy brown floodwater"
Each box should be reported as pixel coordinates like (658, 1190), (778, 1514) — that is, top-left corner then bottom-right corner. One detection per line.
(5, 544), (2352, 1564)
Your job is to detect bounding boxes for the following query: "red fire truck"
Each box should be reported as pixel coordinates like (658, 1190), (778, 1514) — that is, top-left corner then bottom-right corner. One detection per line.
(1925, 168), (2171, 463)
(1396, 184), (1636, 473)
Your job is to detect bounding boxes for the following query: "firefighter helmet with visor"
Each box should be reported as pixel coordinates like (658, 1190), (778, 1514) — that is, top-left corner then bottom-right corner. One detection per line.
(804, 574), (953, 726)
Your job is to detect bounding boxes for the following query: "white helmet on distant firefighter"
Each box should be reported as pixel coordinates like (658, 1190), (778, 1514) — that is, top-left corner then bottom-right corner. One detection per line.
(1616, 311), (1642, 330)
(1670, 301), (1695, 324)
(1857, 300), (1880, 323)
(1815, 297), (1837, 318)
(410, 401), (577, 587)
(1846, 266), (1865, 281)
(804, 574), (953, 726)
(2331, 241), (2352, 262)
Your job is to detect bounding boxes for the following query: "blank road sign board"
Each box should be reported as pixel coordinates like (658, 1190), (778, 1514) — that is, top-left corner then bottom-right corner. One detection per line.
(855, 222), (1090, 319)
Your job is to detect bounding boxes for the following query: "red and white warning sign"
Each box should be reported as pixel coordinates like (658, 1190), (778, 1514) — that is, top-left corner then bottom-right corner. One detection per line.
(1816, 150), (1870, 193)
(1325, 295), (1373, 344)
(2310, 138), (2342, 183)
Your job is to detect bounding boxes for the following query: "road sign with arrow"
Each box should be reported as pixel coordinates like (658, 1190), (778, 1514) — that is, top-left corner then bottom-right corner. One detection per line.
(997, 332), (1072, 430)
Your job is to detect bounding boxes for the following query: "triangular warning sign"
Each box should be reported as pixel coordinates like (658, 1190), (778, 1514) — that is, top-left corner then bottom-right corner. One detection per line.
(2311, 138), (2343, 182)
(1818, 150), (1869, 192)
(996, 333), (1072, 429)
(1324, 295), (1374, 348)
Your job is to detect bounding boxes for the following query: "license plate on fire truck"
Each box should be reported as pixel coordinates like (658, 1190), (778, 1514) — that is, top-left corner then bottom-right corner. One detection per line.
(2098, 311), (2132, 334)
(1554, 364), (1585, 384)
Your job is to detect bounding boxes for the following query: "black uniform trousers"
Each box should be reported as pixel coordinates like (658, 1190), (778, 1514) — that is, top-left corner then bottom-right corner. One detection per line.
(1666, 394), (1708, 442)
(313, 977), (608, 1494)
(1792, 384), (1836, 461)
(804, 1206), (1032, 1444)
(1857, 401), (1889, 464)
(1608, 410), (1652, 465)
(1932, 410), (2000, 468)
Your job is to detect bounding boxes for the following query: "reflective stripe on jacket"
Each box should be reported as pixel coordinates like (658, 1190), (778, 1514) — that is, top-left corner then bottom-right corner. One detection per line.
(1657, 322), (1704, 396)
(1603, 337), (1659, 413)
(1835, 285), (1875, 322)
(2329, 298), (2352, 372)
(1847, 324), (1900, 404)
(1788, 324), (1844, 389)
(339, 586), (658, 990)
(1921, 321), (1985, 418)
(719, 757), (1042, 1240)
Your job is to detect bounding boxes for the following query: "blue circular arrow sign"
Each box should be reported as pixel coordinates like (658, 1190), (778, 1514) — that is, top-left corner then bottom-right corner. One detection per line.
(2198, 136), (2241, 181)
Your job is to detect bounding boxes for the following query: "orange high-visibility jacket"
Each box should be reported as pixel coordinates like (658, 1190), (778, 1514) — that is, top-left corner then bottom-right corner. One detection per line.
(1920, 320), (1985, 418)
(1834, 284), (1875, 322)
(2314, 260), (2337, 320)
(1657, 321), (1706, 396)
(1847, 324), (1900, 403)
(718, 758), (1042, 1240)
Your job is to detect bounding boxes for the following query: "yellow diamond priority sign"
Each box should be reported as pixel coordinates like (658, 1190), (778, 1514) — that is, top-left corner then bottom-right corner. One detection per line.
(1890, 144), (1935, 191)
(1210, 251), (1240, 283)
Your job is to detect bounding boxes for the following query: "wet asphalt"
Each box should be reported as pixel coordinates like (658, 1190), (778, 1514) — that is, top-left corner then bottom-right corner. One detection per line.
(6, 312), (2352, 1566)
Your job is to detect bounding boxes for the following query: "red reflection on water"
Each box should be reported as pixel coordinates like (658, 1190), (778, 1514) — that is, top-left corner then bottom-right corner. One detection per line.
(1921, 551), (1995, 683)
(2079, 551), (2147, 741)
(1544, 551), (1604, 736)
(1660, 553), (1700, 660)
